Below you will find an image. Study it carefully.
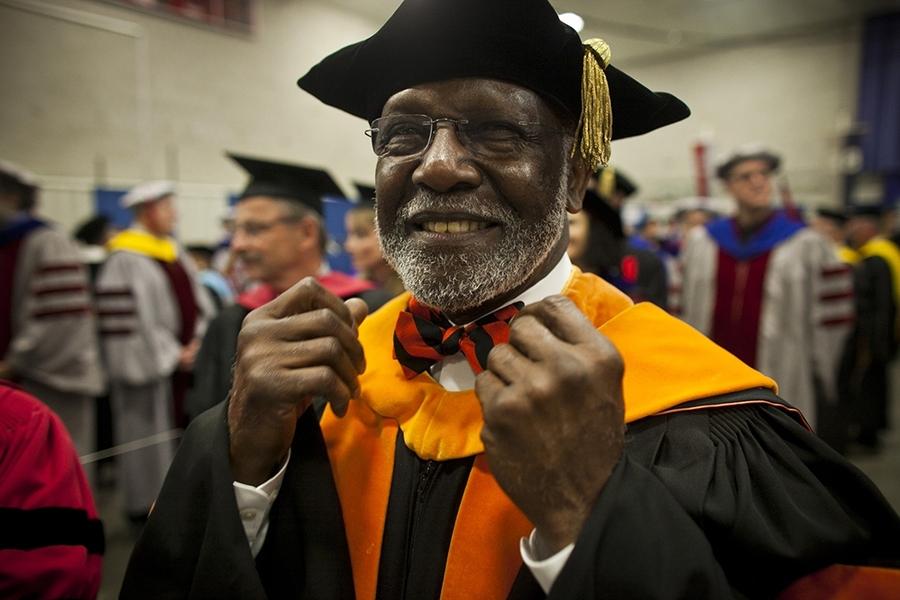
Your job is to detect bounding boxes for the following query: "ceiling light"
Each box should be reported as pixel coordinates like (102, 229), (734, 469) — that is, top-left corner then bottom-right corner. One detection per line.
(559, 12), (584, 33)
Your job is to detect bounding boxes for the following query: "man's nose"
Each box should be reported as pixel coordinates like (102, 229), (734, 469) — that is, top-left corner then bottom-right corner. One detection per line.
(411, 125), (481, 193)
(231, 228), (250, 252)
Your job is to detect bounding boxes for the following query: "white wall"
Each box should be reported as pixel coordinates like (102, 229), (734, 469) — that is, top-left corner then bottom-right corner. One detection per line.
(0, 0), (381, 241)
(0, 0), (863, 240)
(610, 25), (862, 209)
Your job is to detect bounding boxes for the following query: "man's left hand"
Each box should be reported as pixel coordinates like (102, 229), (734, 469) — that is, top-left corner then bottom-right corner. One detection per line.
(475, 295), (625, 554)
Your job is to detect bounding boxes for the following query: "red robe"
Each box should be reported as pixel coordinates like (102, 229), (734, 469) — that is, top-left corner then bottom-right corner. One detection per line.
(0, 382), (103, 599)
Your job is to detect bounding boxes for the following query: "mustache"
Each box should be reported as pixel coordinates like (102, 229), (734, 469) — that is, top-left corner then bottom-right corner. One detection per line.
(396, 190), (516, 224)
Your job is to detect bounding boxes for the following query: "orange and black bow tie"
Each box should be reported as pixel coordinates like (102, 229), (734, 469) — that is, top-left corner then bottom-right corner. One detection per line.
(393, 297), (524, 379)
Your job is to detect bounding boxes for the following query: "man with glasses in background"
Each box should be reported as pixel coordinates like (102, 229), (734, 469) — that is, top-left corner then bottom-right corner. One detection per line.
(186, 154), (380, 422)
(123, 2), (899, 598)
(680, 147), (854, 443)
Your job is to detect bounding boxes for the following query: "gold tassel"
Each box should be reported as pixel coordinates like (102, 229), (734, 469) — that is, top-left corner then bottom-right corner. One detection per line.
(598, 166), (616, 199)
(574, 38), (613, 170)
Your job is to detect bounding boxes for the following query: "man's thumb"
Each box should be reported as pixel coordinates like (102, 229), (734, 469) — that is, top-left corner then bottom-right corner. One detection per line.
(345, 297), (369, 331)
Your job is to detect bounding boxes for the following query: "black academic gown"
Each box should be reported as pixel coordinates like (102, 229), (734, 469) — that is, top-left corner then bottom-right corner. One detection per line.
(839, 254), (897, 444)
(121, 388), (900, 600)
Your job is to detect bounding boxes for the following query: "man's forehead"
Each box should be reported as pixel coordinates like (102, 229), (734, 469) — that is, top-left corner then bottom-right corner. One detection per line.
(381, 78), (550, 118)
(731, 158), (772, 174)
(235, 196), (290, 217)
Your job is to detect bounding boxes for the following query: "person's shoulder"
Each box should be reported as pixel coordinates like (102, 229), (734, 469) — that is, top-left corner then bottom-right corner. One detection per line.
(0, 382), (55, 444)
(209, 303), (249, 330)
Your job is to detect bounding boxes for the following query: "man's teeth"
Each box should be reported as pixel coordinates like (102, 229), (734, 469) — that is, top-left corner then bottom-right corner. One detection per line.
(422, 220), (489, 233)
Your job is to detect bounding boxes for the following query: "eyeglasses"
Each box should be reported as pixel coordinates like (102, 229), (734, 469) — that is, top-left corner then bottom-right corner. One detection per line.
(365, 114), (562, 158)
(231, 217), (297, 238)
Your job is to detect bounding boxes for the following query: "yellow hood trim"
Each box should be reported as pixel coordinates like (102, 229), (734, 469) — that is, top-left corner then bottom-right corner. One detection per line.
(107, 229), (178, 263)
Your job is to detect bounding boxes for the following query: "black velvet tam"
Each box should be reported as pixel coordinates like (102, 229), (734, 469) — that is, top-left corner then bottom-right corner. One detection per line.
(228, 153), (345, 214)
(297, 0), (689, 139)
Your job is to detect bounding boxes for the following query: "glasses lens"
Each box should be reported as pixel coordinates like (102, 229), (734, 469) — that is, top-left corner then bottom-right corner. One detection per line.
(371, 115), (432, 157)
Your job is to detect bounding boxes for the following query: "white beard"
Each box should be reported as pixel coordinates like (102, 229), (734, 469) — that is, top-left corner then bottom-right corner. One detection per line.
(376, 173), (569, 315)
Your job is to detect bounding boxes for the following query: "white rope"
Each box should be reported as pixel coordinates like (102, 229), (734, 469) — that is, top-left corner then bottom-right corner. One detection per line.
(79, 429), (183, 465)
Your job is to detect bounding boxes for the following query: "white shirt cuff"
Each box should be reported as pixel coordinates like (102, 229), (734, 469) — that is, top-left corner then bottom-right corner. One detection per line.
(520, 529), (575, 594)
(232, 449), (290, 557)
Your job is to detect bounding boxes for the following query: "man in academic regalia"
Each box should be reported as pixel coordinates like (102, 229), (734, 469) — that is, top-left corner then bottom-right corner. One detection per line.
(122, 2), (900, 598)
(95, 181), (211, 521)
(680, 147), (854, 431)
(186, 155), (381, 421)
(0, 160), (104, 456)
(840, 205), (900, 451)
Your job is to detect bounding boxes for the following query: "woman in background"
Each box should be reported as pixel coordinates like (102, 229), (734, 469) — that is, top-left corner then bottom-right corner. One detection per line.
(344, 202), (405, 300)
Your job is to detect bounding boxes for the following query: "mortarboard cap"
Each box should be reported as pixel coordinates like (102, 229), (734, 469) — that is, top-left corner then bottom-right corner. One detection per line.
(297, 0), (690, 170)
(353, 183), (377, 207)
(595, 166), (638, 200)
(848, 204), (890, 219)
(581, 188), (625, 240)
(122, 180), (176, 209)
(716, 145), (781, 180)
(815, 207), (847, 224)
(228, 153), (344, 215)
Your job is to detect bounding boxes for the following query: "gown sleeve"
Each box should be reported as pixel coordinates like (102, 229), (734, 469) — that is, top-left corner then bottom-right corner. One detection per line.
(7, 228), (104, 396)
(549, 402), (900, 599)
(120, 402), (353, 600)
(96, 252), (182, 385)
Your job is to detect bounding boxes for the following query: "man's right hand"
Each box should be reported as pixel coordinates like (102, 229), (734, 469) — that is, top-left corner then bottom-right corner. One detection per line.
(227, 277), (369, 485)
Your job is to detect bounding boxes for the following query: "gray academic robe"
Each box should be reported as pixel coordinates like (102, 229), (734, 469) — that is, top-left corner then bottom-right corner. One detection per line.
(96, 245), (211, 514)
(7, 225), (104, 456)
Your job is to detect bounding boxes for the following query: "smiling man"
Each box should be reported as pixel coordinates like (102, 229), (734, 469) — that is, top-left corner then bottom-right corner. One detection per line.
(680, 147), (855, 437)
(122, 1), (899, 598)
(186, 154), (378, 421)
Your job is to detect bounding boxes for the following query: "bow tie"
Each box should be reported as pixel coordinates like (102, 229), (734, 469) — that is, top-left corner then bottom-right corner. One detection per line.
(393, 297), (524, 380)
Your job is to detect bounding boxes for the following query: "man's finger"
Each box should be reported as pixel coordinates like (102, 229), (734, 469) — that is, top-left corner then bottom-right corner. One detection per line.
(273, 309), (366, 373)
(485, 343), (532, 385)
(280, 337), (361, 397)
(267, 277), (353, 324)
(516, 295), (601, 346)
(507, 314), (563, 362)
(284, 365), (353, 417)
(345, 297), (369, 331)
(474, 369), (507, 409)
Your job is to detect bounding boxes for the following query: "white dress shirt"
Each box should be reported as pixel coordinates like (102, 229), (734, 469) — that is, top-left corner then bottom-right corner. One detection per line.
(233, 253), (576, 593)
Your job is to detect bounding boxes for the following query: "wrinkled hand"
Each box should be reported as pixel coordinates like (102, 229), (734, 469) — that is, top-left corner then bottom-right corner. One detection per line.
(227, 278), (368, 485)
(475, 295), (624, 553)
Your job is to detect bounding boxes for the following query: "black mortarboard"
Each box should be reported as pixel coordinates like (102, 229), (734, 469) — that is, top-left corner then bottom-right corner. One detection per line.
(595, 166), (638, 200)
(297, 0), (690, 168)
(816, 207), (847, 224)
(354, 182), (377, 207)
(228, 153), (344, 214)
(848, 204), (889, 219)
(581, 189), (625, 240)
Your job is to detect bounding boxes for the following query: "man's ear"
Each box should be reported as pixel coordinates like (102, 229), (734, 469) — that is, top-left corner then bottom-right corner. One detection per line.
(566, 157), (592, 214)
(296, 215), (320, 245)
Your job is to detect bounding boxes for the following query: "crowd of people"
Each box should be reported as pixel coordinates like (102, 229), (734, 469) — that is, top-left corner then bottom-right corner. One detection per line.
(2, 0), (899, 597)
